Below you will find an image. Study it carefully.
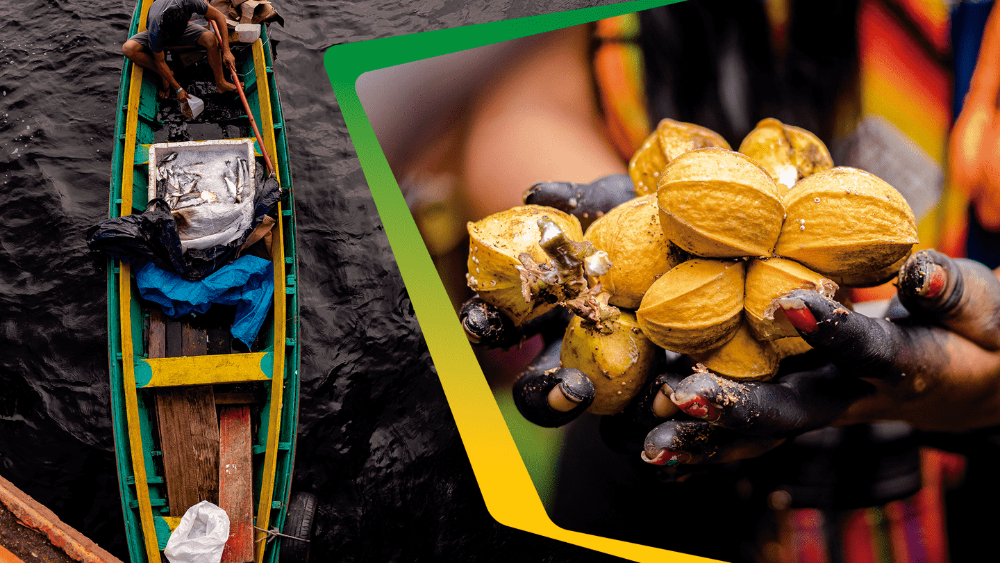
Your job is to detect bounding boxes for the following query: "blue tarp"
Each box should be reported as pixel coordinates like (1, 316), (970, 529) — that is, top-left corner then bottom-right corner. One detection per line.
(136, 255), (274, 347)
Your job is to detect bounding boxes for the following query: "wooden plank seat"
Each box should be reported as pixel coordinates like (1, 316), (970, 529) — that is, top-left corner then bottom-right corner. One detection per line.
(136, 352), (272, 388)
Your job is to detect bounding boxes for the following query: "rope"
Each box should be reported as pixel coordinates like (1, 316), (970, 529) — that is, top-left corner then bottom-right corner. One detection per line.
(253, 525), (310, 544)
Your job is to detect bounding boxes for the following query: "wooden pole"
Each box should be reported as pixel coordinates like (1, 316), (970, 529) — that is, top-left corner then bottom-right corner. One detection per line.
(210, 20), (275, 177)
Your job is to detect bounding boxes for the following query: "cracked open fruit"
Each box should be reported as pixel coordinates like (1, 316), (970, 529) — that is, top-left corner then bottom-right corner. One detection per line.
(629, 119), (731, 196)
(738, 117), (834, 190)
(466, 205), (584, 325)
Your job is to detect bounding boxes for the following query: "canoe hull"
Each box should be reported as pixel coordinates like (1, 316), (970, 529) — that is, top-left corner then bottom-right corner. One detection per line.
(106, 3), (300, 562)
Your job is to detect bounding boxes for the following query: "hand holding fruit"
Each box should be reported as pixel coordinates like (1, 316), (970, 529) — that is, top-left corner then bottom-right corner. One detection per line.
(460, 118), (1000, 468)
(646, 249), (1000, 467)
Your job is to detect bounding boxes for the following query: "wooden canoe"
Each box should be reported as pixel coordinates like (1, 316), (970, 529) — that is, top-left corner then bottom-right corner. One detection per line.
(105, 2), (300, 562)
(0, 474), (124, 563)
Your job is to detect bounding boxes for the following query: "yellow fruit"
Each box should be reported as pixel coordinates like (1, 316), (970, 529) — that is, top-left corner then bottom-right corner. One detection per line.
(560, 311), (659, 415)
(467, 205), (583, 325)
(774, 167), (918, 279)
(830, 250), (911, 288)
(691, 321), (778, 381)
(629, 119), (731, 196)
(744, 257), (838, 340)
(773, 336), (813, 361)
(738, 118), (834, 190)
(658, 148), (784, 258)
(584, 195), (685, 309)
(629, 130), (668, 198)
(636, 259), (745, 354)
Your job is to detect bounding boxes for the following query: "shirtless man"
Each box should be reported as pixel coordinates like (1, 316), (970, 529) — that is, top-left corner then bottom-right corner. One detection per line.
(122, 0), (239, 101)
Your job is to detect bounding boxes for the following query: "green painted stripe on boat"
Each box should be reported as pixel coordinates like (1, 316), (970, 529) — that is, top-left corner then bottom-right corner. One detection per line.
(134, 144), (150, 165)
(134, 359), (152, 388)
(130, 498), (167, 509)
(126, 475), (163, 485)
(138, 84), (157, 121)
(154, 517), (172, 550)
(260, 352), (272, 378)
(243, 77), (258, 96)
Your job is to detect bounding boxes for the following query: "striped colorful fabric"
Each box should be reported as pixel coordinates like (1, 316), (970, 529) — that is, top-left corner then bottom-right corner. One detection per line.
(859, 0), (959, 262)
(592, 13), (652, 162)
(788, 509), (830, 563)
(771, 448), (962, 563)
(844, 0), (957, 302)
(895, 0), (952, 54)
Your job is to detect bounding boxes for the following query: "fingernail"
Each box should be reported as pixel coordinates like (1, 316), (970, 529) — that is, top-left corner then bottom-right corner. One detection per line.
(652, 384), (679, 418)
(641, 449), (668, 465)
(547, 385), (579, 413)
(778, 297), (818, 333)
(671, 392), (720, 423)
(919, 263), (946, 299)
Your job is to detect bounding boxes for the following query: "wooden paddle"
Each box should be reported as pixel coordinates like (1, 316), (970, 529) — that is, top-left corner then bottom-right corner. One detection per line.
(210, 20), (276, 178)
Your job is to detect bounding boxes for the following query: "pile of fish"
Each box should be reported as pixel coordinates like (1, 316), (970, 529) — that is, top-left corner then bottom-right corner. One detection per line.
(155, 151), (252, 209)
(152, 148), (258, 252)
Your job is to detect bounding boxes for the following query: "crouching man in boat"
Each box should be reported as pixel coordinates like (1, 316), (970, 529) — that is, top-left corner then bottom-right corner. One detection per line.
(122, 0), (239, 101)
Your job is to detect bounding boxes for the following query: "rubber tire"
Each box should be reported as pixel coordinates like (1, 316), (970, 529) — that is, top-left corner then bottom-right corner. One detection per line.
(280, 491), (317, 562)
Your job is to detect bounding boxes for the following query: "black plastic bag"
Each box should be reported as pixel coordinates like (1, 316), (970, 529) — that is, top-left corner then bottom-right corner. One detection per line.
(87, 164), (282, 281)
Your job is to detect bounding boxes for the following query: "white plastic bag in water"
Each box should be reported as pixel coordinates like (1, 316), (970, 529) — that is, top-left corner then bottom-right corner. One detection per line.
(164, 501), (230, 563)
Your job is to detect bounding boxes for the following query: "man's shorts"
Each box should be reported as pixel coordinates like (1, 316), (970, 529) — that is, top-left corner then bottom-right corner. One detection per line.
(127, 22), (208, 52)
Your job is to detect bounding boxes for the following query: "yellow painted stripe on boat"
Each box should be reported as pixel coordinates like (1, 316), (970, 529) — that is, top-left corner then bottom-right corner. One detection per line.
(119, 225), (161, 563)
(135, 352), (271, 387)
(119, 2), (161, 561)
(253, 40), (279, 187)
(251, 36), (286, 563)
(162, 516), (182, 531)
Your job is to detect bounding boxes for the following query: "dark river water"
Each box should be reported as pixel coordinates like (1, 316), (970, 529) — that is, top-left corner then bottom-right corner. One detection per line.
(0, 0), (635, 561)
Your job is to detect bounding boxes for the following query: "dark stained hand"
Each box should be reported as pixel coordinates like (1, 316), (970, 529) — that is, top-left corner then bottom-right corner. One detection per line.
(663, 249), (1000, 455)
(523, 174), (635, 231)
